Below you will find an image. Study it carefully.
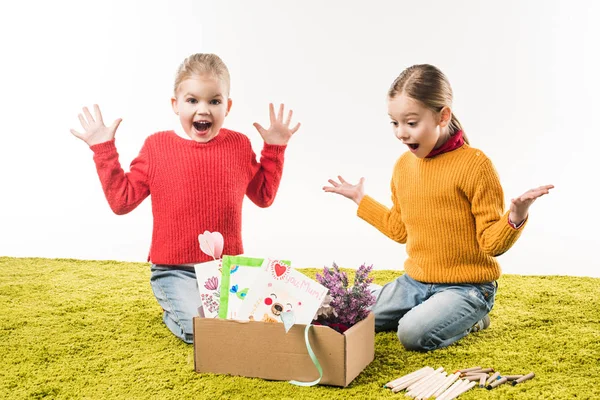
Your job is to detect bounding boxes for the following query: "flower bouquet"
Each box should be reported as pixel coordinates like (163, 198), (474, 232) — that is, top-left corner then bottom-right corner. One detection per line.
(314, 262), (376, 333)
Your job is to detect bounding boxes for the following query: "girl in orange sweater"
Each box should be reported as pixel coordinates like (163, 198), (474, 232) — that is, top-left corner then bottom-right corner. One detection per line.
(324, 64), (553, 351)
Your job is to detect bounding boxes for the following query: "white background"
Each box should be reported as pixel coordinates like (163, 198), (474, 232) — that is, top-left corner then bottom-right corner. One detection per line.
(1, 0), (598, 276)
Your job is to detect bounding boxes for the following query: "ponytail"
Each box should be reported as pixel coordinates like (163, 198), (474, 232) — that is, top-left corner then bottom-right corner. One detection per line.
(450, 114), (469, 144)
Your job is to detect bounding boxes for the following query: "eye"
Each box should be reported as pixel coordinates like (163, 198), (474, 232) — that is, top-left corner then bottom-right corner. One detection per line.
(390, 121), (398, 127)
(407, 122), (417, 127)
(186, 98), (197, 104)
(210, 99), (222, 105)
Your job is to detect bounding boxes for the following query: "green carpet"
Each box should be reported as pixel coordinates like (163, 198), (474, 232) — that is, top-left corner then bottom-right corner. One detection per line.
(1, 257), (599, 399)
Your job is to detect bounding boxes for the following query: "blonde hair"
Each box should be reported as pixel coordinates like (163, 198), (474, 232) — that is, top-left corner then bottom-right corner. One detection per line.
(174, 53), (231, 96)
(388, 64), (469, 144)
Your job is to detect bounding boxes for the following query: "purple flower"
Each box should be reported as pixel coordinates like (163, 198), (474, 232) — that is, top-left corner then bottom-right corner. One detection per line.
(315, 262), (376, 328)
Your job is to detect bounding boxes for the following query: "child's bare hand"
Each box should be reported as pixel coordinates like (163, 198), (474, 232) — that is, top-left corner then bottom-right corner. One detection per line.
(509, 184), (554, 225)
(323, 175), (365, 205)
(70, 104), (122, 146)
(253, 103), (300, 145)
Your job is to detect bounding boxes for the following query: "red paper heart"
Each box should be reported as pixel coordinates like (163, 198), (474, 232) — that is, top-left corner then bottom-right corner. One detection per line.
(274, 262), (287, 277)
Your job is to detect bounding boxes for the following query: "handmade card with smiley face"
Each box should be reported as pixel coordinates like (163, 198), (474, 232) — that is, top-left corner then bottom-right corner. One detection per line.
(237, 259), (329, 325)
(218, 256), (293, 319)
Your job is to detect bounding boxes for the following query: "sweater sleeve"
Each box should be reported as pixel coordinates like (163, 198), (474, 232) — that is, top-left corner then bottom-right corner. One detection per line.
(357, 180), (407, 244)
(246, 143), (286, 208)
(90, 139), (150, 215)
(470, 158), (526, 256)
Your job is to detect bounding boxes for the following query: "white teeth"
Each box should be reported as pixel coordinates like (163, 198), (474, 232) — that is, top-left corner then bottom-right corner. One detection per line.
(193, 121), (212, 129)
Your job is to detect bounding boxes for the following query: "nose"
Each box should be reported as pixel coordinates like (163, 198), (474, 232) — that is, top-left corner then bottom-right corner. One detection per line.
(272, 303), (283, 315)
(195, 101), (210, 115)
(395, 127), (409, 141)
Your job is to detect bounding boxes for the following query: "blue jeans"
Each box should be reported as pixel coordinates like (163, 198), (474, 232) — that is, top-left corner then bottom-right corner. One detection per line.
(370, 274), (497, 352)
(150, 265), (201, 344)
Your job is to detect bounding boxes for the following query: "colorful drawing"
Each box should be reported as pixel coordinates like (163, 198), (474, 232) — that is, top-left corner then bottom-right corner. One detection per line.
(219, 256), (292, 320)
(237, 259), (329, 325)
(193, 259), (222, 318)
(218, 256), (265, 319)
(229, 284), (249, 300)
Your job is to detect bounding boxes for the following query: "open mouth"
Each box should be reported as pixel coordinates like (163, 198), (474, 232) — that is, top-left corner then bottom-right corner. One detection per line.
(406, 143), (420, 150)
(193, 121), (212, 132)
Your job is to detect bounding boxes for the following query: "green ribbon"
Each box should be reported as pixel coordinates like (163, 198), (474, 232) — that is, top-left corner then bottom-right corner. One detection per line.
(289, 324), (323, 386)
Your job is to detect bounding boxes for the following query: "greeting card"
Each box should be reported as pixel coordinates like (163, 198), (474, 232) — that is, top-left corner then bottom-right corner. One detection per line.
(194, 259), (222, 318)
(237, 259), (329, 325)
(218, 256), (266, 319)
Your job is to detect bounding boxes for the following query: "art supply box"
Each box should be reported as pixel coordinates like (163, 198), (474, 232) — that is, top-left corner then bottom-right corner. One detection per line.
(193, 313), (374, 387)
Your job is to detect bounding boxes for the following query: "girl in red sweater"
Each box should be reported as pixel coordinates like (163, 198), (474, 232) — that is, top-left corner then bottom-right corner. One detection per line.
(71, 53), (300, 343)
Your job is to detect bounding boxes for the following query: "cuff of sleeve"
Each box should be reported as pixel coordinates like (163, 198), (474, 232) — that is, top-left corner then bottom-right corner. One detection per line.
(90, 139), (117, 154)
(262, 143), (287, 158)
(507, 214), (528, 230)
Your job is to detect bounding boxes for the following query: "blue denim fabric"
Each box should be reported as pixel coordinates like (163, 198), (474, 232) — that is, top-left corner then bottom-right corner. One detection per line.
(368, 274), (497, 351)
(150, 265), (201, 344)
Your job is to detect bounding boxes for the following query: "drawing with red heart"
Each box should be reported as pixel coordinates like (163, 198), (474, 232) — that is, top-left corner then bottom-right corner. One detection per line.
(274, 262), (287, 276)
(270, 260), (290, 280)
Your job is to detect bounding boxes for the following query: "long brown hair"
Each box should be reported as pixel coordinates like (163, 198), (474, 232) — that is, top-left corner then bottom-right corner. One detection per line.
(388, 64), (469, 144)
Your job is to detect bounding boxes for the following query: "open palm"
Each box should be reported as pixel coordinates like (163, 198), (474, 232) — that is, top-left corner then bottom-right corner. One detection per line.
(509, 184), (554, 223)
(323, 175), (365, 205)
(253, 103), (301, 145)
(70, 104), (122, 146)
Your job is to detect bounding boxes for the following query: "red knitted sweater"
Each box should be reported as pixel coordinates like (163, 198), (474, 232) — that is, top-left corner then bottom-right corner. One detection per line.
(90, 129), (286, 265)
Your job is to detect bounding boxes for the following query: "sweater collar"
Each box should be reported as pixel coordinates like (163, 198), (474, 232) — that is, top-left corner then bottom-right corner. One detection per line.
(426, 130), (465, 158)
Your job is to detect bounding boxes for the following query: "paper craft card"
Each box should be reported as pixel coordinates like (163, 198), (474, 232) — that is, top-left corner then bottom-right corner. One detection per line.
(194, 259), (222, 318)
(237, 259), (329, 325)
(219, 256), (292, 320)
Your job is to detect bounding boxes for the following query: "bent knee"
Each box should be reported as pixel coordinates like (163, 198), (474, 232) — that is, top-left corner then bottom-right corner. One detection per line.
(397, 322), (436, 352)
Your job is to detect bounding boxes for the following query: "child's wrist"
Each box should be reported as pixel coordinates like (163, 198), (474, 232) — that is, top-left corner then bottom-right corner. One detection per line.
(354, 193), (365, 206)
(89, 139), (116, 153)
(508, 212), (527, 227)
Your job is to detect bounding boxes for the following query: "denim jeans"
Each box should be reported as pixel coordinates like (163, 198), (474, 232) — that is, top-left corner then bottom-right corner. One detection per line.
(369, 274), (497, 351)
(150, 265), (201, 344)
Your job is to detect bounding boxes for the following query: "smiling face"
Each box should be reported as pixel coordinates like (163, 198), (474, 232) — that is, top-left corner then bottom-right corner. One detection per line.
(171, 74), (232, 143)
(263, 293), (294, 316)
(388, 93), (452, 158)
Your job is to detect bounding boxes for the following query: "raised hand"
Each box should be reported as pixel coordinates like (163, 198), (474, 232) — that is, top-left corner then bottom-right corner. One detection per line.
(253, 103), (301, 145)
(70, 104), (122, 146)
(509, 184), (554, 225)
(323, 175), (366, 205)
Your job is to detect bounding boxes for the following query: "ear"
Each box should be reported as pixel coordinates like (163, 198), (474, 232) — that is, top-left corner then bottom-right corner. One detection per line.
(226, 98), (233, 116)
(439, 106), (452, 128)
(171, 97), (179, 115)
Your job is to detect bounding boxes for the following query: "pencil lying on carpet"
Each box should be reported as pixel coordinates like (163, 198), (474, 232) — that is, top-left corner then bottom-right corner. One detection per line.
(512, 372), (535, 386)
(393, 367), (444, 394)
(384, 366), (433, 389)
(385, 366), (535, 397)
(487, 376), (509, 390)
(390, 367), (435, 392)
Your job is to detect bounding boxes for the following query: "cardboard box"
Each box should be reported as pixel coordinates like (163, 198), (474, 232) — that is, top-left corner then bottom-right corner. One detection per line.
(193, 313), (374, 387)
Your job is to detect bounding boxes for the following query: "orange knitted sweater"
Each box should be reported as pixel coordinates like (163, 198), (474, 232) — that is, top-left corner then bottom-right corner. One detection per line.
(357, 144), (525, 283)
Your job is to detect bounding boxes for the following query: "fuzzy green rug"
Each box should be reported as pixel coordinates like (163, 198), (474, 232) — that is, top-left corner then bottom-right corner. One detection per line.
(1, 257), (599, 399)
